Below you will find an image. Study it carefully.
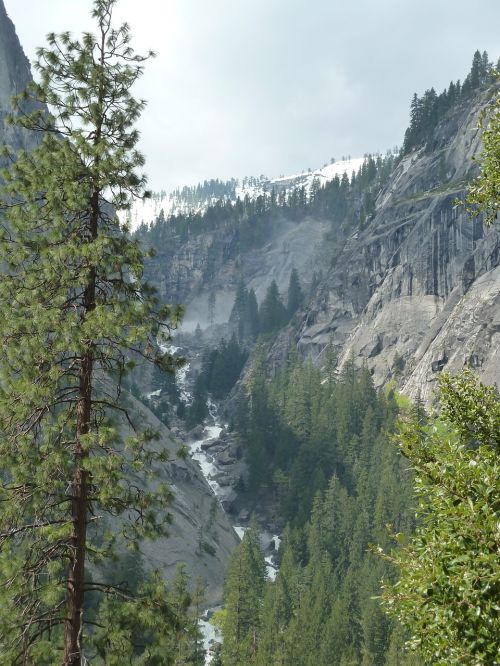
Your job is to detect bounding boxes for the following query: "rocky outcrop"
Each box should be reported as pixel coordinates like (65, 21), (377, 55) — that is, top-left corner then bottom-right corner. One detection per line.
(0, 0), (37, 157)
(297, 88), (500, 404)
(146, 85), (499, 408)
(112, 393), (240, 607)
(144, 214), (330, 330)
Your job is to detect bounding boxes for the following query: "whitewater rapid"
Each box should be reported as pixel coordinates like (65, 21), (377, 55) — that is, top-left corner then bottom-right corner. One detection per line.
(161, 343), (279, 663)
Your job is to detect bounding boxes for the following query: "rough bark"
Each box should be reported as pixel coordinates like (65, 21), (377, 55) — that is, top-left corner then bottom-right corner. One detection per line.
(63, 190), (98, 665)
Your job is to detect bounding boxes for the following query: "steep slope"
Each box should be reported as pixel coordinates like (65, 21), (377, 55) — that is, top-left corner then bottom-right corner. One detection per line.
(125, 157), (364, 230)
(297, 87), (499, 403)
(0, 0), (37, 156)
(138, 75), (498, 411)
(138, 83), (499, 406)
(122, 393), (238, 607)
(142, 212), (331, 331)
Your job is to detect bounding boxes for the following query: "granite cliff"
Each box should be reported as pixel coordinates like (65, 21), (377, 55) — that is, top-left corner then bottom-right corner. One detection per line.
(141, 85), (499, 407)
(0, 0), (38, 157)
(141, 212), (330, 331)
(297, 87), (500, 404)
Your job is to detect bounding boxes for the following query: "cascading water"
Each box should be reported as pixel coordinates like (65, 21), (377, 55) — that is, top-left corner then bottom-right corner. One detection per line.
(160, 342), (280, 663)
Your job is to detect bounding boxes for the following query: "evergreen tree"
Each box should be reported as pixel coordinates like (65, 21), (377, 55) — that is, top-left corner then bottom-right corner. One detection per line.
(258, 280), (287, 334)
(247, 288), (260, 340)
(286, 268), (304, 319)
(208, 291), (216, 326)
(257, 540), (300, 666)
(186, 373), (209, 427)
(228, 354), (415, 664)
(403, 51), (494, 155)
(93, 566), (203, 665)
(229, 280), (260, 341)
(466, 80), (500, 225)
(220, 520), (266, 665)
(230, 278), (249, 340)
(0, 2), (183, 662)
(192, 335), (248, 403)
(381, 372), (500, 664)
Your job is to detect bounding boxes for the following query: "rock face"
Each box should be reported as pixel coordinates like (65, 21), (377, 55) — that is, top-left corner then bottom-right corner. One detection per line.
(0, 0), (37, 156)
(143, 84), (499, 407)
(127, 396), (239, 607)
(297, 88), (500, 404)
(144, 214), (329, 331)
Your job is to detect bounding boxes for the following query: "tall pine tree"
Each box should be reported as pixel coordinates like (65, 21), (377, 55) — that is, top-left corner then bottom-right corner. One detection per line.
(0, 1), (183, 662)
(220, 520), (266, 666)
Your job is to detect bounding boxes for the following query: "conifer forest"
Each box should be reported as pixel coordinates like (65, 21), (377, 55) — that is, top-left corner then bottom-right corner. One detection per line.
(0, 1), (498, 664)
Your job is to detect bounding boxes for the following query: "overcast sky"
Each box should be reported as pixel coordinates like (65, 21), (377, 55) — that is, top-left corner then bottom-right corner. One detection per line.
(5, 1), (500, 192)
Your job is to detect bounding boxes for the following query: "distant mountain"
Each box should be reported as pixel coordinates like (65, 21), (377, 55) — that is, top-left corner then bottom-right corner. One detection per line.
(123, 157), (365, 230)
(139, 55), (499, 404)
(0, 0), (38, 158)
(298, 85), (500, 404)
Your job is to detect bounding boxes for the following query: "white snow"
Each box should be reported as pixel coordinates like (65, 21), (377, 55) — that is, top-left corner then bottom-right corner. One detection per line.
(121, 156), (366, 230)
(271, 156), (365, 185)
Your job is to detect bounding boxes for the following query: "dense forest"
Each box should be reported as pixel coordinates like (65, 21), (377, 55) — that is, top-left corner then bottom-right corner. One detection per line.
(213, 357), (417, 665)
(0, 0), (498, 658)
(136, 150), (397, 255)
(216, 369), (499, 665)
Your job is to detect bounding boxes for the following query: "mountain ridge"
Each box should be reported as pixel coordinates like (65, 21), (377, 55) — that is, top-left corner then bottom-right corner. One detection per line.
(139, 73), (499, 407)
(124, 156), (366, 231)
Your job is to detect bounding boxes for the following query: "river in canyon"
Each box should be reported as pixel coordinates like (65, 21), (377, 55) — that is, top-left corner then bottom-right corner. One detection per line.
(163, 344), (280, 663)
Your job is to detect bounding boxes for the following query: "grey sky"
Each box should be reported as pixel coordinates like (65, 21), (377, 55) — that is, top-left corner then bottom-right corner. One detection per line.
(5, 1), (500, 192)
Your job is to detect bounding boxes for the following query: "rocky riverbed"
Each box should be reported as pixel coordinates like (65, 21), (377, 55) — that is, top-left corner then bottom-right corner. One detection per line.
(162, 344), (280, 663)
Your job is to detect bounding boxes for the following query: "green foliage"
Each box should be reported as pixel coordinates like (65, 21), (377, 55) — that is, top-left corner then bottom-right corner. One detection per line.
(392, 352), (405, 376)
(286, 268), (304, 318)
(184, 335), (248, 428)
(229, 355), (416, 664)
(403, 50), (495, 155)
(258, 281), (287, 335)
(220, 519), (266, 665)
(230, 279), (260, 342)
(0, 1), (186, 660)
(381, 371), (500, 664)
(229, 278), (259, 342)
(208, 291), (216, 326)
(185, 375), (209, 429)
(466, 78), (500, 226)
(199, 335), (249, 400)
(92, 566), (203, 665)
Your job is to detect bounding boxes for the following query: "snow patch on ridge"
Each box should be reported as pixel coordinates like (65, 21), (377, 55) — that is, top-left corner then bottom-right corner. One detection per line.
(121, 157), (365, 230)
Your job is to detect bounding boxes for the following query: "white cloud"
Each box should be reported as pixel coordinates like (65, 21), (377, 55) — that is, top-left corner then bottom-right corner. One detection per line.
(5, 0), (500, 192)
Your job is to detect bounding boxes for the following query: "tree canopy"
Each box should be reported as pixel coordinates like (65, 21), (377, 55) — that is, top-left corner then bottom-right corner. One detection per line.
(467, 80), (500, 226)
(381, 372), (500, 664)
(0, 1), (186, 662)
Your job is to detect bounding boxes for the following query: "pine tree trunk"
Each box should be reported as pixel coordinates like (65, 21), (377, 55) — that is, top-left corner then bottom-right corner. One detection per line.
(63, 190), (98, 665)
(63, 353), (92, 665)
